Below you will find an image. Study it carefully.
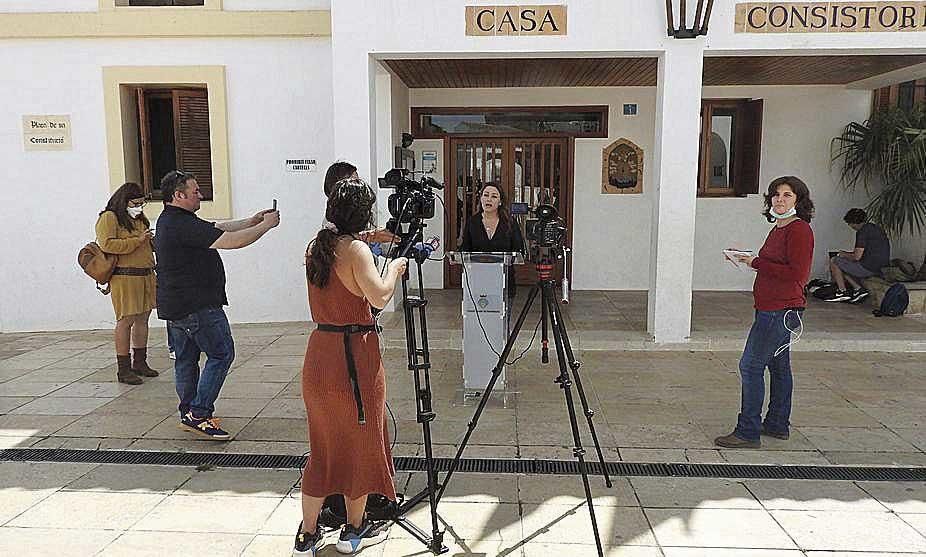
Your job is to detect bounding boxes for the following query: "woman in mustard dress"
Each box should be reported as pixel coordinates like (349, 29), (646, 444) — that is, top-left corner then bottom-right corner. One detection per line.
(95, 182), (158, 385)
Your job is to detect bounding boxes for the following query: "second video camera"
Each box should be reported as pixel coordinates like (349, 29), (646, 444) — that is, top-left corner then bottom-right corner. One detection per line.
(526, 204), (567, 247)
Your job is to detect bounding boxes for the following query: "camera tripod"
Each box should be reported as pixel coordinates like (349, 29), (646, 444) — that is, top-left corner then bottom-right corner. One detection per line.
(376, 223), (448, 554)
(436, 248), (613, 557)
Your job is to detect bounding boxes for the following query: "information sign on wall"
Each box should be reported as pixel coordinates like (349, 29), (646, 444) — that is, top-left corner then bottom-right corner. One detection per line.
(23, 115), (71, 151)
(736, 2), (926, 33)
(465, 5), (567, 36)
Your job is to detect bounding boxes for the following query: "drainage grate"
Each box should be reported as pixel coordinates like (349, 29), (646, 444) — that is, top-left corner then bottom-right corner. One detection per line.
(1, 449), (924, 482)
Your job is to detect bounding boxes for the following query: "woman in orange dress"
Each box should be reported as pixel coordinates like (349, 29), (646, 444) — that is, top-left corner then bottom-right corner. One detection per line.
(295, 178), (408, 556)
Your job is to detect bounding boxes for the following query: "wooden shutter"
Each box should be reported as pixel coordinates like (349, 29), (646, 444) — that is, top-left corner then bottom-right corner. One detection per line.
(173, 89), (213, 200)
(136, 88), (154, 196)
(734, 98), (763, 197)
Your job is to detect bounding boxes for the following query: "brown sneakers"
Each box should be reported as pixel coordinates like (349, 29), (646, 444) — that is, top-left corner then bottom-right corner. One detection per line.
(713, 432), (760, 449)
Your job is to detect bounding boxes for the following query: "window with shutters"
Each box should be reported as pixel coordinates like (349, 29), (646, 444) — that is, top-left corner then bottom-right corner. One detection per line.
(873, 81), (926, 113)
(135, 87), (213, 201)
(697, 99), (763, 198)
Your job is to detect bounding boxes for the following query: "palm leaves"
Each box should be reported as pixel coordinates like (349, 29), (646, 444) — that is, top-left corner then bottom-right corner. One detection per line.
(832, 105), (926, 238)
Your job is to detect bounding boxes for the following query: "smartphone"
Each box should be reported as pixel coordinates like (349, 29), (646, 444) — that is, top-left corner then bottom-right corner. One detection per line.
(272, 199), (277, 211)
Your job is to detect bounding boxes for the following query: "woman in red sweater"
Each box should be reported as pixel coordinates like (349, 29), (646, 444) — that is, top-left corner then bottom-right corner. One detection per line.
(715, 176), (815, 449)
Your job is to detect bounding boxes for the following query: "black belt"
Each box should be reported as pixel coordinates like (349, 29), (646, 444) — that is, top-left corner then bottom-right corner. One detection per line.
(112, 267), (153, 276)
(316, 323), (381, 425)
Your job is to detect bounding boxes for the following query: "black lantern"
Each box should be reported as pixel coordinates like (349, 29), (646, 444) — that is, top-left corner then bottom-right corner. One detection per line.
(665, 0), (714, 38)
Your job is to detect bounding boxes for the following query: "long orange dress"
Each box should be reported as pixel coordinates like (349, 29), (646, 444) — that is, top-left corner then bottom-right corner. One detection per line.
(300, 271), (396, 501)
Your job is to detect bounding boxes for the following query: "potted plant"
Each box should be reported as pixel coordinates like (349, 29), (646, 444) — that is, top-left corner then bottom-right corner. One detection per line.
(832, 104), (926, 279)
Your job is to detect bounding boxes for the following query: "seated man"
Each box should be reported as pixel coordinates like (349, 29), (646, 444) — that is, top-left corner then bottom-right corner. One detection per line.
(826, 208), (890, 303)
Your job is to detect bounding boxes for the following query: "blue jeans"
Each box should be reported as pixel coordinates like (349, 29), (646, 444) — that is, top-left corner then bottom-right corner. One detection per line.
(167, 307), (235, 419)
(735, 309), (801, 442)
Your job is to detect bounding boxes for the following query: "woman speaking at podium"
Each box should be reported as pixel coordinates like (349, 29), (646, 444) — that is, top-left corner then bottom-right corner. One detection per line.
(461, 183), (524, 297)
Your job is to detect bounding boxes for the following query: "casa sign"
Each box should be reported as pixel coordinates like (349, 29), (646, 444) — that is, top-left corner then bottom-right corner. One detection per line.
(465, 5), (567, 36)
(736, 2), (926, 33)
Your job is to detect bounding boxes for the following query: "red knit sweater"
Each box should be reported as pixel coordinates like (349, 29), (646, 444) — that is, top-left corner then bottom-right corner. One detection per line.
(750, 219), (814, 311)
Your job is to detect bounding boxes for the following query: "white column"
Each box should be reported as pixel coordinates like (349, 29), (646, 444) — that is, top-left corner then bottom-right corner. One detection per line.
(647, 44), (704, 343)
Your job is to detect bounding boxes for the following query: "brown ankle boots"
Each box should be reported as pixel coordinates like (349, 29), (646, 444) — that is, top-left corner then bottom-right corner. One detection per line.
(131, 347), (160, 377)
(116, 354), (143, 385)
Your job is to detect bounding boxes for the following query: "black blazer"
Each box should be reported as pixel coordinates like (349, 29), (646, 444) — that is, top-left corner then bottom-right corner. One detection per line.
(460, 213), (524, 254)
(461, 213), (524, 298)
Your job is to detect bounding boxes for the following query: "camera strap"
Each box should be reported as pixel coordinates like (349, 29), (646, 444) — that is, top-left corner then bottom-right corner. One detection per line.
(316, 323), (381, 425)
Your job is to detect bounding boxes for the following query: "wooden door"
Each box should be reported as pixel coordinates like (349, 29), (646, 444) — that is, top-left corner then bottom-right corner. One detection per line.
(509, 137), (569, 284)
(446, 136), (570, 287)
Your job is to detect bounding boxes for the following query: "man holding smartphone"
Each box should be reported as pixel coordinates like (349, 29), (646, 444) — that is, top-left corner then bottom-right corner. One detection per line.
(154, 170), (280, 440)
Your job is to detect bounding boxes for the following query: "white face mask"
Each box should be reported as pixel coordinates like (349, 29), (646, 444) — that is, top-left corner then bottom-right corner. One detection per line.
(127, 206), (144, 218)
(771, 206), (796, 219)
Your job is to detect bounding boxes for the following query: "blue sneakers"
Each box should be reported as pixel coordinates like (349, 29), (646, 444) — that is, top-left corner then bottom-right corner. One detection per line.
(293, 521), (323, 556)
(335, 519), (389, 554)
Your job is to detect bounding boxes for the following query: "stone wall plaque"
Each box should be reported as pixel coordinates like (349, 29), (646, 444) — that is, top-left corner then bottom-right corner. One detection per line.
(602, 138), (643, 195)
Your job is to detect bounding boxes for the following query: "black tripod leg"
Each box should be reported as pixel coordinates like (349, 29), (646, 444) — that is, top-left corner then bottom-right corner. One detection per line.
(551, 294), (613, 488)
(434, 284), (540, 504)
(541, 288), (550, 364)
(543, 282), (604, 557)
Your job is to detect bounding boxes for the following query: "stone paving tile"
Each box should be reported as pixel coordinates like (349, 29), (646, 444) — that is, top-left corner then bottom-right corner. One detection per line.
(0, 414), (80, 437)
(30, 436), (134, 450)
(521, 503), (657, 547)
(10, 396), (112, 415)
(47, 381), (136, 398)
(0, 396), (33, 413)
(176, 468), (297, 497)
(395, 501), (522, 542)
(904, 513), (926, 539)
(0, 435), (41, 448)
(824, 451), (926, 466)
(895, 427), (926, 452)
(772, 510), (926, 552)
(0, 526), (121, 556)
(127, 438), (229, 452)
(52, 413), (168, 438)
(235, 417), (307, 442)
(745, 479), (886, 512)
(258, 495), (302, 536)
(523, 545), (663, 556)
(64, 464), (194, 494)
(0, 381), (68, 397)
(131, 494), (281, 534)
(18, 367), (97, 383)
(664, 550), (804, 557)
(646, 508), (795, 549)
(519, 475), (637, 507)
(719, 450), (831, 465)
(630, 477), (762, 509)
(799, 426), (919, 452)
(857, 481), (926, 513)
(99, 531), (254, 556)
(9, 491), (166, 530)
(216, 381), (287, 399)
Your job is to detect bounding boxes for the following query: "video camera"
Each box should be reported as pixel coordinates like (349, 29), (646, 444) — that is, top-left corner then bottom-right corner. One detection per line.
(526, 204), (567, 248)
(378, 168), (442, 223)
(378, 168), (444, 259)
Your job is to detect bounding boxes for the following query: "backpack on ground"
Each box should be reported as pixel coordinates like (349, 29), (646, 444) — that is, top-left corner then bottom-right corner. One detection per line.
(811, 283), (838, 300)
(77, 242), (116, 294)
(873, 283), (909, 317)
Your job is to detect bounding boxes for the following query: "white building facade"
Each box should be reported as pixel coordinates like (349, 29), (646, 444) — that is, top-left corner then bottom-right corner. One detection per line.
(2, 0), (924, 342)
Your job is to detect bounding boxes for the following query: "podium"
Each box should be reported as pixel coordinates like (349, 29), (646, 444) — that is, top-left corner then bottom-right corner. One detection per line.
(447, 251), (524, 396)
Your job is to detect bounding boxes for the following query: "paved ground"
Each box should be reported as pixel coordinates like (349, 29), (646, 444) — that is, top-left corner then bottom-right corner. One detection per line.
(1, 292), (925, 555)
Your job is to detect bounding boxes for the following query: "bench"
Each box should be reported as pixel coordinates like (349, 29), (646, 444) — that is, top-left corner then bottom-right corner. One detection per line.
(862, 276), (926, 314)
